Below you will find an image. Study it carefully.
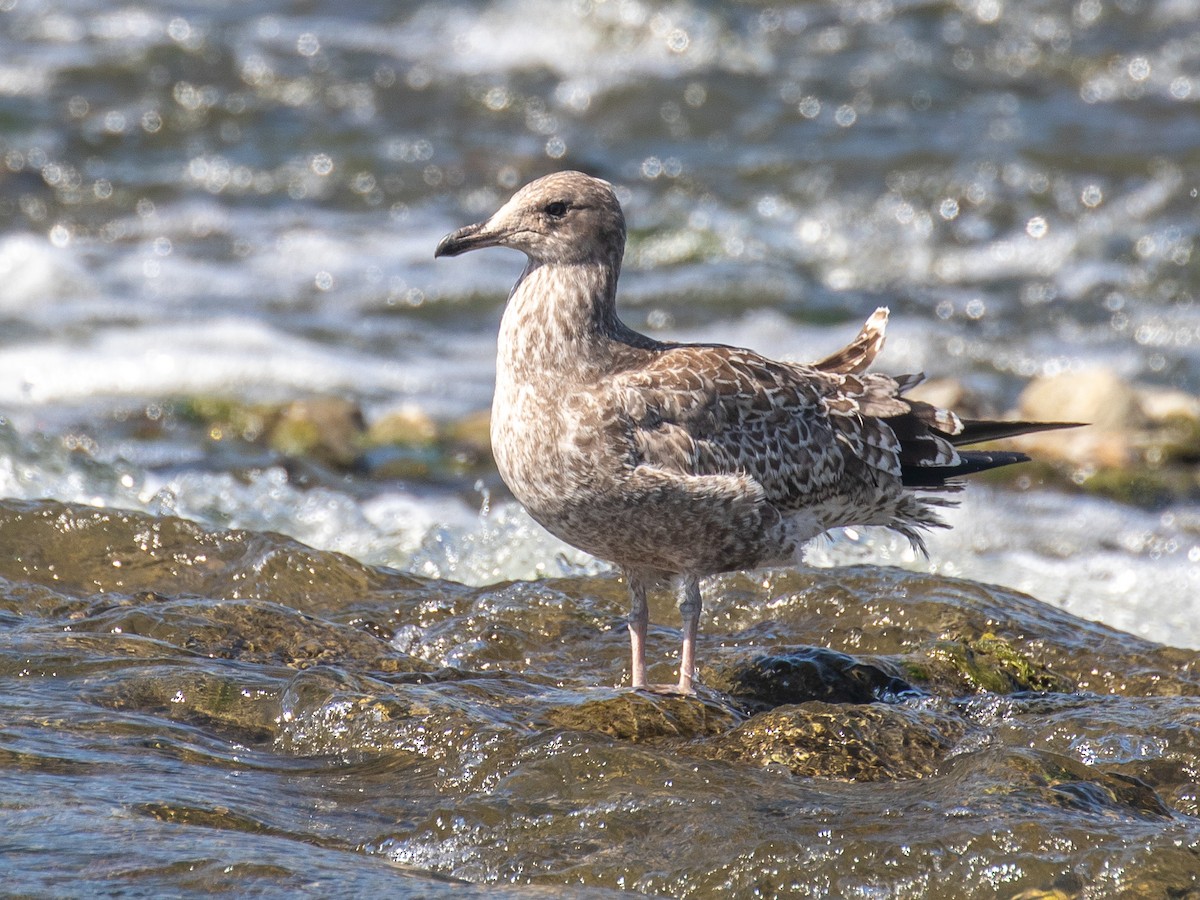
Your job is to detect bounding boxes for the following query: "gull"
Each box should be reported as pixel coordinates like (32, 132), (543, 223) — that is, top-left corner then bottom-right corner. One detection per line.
(436, 171), (1069, 694)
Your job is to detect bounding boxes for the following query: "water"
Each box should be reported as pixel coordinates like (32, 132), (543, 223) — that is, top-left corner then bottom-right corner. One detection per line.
(2, 0), (1200, 894)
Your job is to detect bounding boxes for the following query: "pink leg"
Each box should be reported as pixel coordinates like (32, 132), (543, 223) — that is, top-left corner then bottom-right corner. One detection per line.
(677, 575), (701, 694)
(627, 572), (649, 689)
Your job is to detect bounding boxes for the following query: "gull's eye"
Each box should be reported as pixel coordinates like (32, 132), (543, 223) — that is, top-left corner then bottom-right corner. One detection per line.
(544, 200), (569, 218)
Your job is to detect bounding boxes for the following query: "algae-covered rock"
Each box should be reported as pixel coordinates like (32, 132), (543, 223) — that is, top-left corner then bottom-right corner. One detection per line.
(176, 394), (368, 469)
(363, 407), (493, 481)
(707, 700), (966, 780)
(269, 396), (366, 468)
(441, 409), (492, 456)
(366, 405), (439, 447)
(545, 689), (742, 742)
(919, 632), (1076, 695)
(177, 395), (280, 443)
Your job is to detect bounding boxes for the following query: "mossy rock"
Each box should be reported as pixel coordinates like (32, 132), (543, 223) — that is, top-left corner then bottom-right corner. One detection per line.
(1154, 413), (1200, 465)
(441, 409), (492, 454)
(706, 700), (966, 781)
(176, 395), (280, 443)
(545, 689), (742, 742)
(366, 406), (438, 448)
(174, 394), (368, 469)
(269, 397), (365, 468)
(920, 632), (1074, 695)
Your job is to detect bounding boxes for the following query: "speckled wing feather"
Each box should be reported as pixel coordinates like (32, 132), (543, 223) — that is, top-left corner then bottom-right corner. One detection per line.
(615, 346), (843, 508)
(813, 306), (889, 375)
(614, 353), (929, 516)
(612, 311), (975, 514)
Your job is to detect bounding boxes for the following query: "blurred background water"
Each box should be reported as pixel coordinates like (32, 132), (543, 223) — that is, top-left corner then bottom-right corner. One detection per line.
(3, 0), (1200, 893)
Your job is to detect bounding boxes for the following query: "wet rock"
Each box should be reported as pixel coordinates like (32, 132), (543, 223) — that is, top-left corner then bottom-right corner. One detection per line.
(172, 395), (495, 479)
(1140, 385), (1200, 466)
(76, 595), (432, 673)
(269, 396), (366, 468)
(441, 409), (492, 456)
(919, 632), (1076, 695)
(363, 407), (493, 481)
(7, 498), (1200, 897)
(177, 395), (278, 443)
(940, 746), (1173, 820)
(367, 404), (439, 447)
(0, 498), (424, 613)
(176, 394), (370, 470)
(274, 666), (522, 763)
(1010, 880), (1085, 900)
(545, 689), (742, 741)
(706, 700), (966, 780)
(707, 567), (1197, 699)
(1070, 465), (1194, 507)
(89, 664), (283, 743)
(706, 647), (918, 711)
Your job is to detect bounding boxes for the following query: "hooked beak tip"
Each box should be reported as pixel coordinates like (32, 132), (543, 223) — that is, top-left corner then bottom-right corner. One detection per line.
(434, 221), (493, 259)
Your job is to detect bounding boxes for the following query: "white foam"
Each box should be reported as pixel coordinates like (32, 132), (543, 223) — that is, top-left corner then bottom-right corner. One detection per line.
(392, 0), (773, 89)
(0, 317), (496, 415)
(0, 233), (92, 311)
(806, 488), (1200, 649)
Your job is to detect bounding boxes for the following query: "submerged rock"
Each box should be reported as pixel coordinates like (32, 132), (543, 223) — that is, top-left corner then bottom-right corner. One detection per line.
(706, 647), (918, 710)
(545, 689), (742, 741)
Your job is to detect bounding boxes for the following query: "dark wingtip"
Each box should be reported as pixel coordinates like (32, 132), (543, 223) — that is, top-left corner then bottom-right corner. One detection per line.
(902, 449), (1032, 487)
(951, 419), (1087, 447)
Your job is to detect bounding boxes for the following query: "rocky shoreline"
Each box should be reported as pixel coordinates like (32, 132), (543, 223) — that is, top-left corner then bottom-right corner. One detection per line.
(162, 365), (1200, 510)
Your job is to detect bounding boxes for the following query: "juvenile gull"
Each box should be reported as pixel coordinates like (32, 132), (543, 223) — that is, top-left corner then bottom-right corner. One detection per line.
(436, 171), (1070, 694)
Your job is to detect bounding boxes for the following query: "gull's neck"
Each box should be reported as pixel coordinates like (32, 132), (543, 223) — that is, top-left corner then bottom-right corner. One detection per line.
(498, 258), (646, 381)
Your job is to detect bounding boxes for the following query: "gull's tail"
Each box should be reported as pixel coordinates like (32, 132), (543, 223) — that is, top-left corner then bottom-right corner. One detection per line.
(815, 306), (1084, 490)
(898, 420), (1082, 488)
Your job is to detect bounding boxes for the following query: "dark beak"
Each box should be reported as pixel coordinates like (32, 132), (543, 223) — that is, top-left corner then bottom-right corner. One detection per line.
(434, 220), (500, 258)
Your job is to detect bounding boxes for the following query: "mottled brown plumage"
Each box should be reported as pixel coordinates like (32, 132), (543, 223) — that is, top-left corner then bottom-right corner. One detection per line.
(436, 171), (1068, 693)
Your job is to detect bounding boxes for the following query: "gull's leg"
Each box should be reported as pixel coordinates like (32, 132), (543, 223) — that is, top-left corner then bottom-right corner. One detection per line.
(677, 574), (702, 694)
(626, 570), (649, 689)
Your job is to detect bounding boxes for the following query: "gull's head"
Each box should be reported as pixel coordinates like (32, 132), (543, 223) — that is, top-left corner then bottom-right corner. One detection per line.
(435, 171), (625, 266)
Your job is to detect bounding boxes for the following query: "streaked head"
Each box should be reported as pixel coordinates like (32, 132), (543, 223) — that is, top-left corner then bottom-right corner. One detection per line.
(435, 171), (626, 266)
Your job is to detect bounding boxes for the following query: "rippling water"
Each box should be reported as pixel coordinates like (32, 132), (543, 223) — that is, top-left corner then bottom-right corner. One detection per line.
(3, 0), (1200, 894)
